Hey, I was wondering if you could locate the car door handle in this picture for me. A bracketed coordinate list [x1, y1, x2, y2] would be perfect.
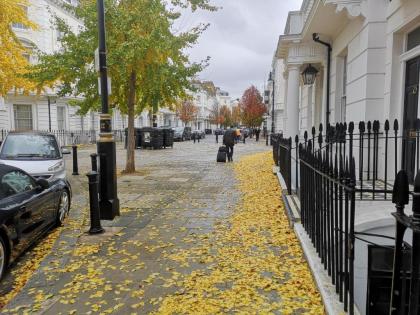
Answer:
[20, 207, 32, 219]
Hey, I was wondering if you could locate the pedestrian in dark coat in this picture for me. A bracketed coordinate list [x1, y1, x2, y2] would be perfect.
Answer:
[256, 128, 261, 142]
[223, 128, 235, 162]
[216, 132, 219, 143]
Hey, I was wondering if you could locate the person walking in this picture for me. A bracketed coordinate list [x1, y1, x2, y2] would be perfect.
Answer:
[193, 132, 196, 143]
[223, 127, 235, 162]
[256, 128, 261, 142]
[216, 132, 219, 144]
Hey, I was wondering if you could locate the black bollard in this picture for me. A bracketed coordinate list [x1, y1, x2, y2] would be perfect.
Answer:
[72, 145, 79, 175]
[87, 171, 104, 235]
[90, 153, 98, 172]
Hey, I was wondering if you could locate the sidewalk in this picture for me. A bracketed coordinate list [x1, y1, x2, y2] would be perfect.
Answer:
[1, 138, 322, 314]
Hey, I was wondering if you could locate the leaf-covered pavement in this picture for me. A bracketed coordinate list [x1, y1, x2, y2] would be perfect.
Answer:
[155, 152, 324, 314]
[1, 143, 323, 314]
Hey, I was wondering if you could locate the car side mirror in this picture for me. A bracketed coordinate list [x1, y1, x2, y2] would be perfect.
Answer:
[36, 178, 49, 190]
[62, 148, 71, 155]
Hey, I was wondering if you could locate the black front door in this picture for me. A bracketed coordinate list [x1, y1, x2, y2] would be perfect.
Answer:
[403, 56, 420, 182]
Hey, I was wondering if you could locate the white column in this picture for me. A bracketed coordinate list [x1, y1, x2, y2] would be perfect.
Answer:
[285, 65, 300, 138]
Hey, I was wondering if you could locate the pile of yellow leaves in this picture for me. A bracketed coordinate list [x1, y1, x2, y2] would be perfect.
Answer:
[0, 229, 60, 309]
[156, 152, 324, 314]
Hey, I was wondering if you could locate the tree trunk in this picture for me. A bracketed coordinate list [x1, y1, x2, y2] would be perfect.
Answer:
[125, 71, 136, 173]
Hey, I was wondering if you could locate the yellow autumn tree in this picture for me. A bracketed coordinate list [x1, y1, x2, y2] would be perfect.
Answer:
[0, 0, 37, 96]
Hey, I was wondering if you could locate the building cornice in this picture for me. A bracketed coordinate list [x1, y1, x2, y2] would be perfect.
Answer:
[324, 0, 364, 19]
[44, 0, 80, 20]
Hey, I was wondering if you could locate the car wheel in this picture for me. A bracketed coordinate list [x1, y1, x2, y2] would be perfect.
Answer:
[56, 190, 70, 226]
[0, 236, 6, 280]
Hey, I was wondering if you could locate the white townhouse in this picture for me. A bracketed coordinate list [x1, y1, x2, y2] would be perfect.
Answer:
[1, 0, 159, 139]
[271, 0, 420, 142]
[270, 0, 420, 314]
[189, 80, 231, 131]
[0, 0, 90, 133]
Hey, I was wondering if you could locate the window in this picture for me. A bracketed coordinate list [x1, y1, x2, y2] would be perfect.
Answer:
[407, 26, 420, 51]
[57, 30, 64, 41]
[57, 106, 66, 130]
[13, 104, 33, 131]
[0, 134, 61, 160]
[0, 170, 35, 198]
[12, 6, 29, 30]
[19, 39, 35, 64]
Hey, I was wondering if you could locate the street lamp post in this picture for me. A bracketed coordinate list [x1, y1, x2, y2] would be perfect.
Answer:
[268, 71, 275, 144]
[96, 0, 119, 220]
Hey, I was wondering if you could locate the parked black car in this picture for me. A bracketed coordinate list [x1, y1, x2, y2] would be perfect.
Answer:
[0, 164, 71, 279]
[173, 127, 192, 141]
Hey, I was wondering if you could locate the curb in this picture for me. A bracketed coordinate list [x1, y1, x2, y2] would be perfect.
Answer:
[274, 169, 360, 315]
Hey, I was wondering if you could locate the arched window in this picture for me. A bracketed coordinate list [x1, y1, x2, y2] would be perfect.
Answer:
[12, 6, 28, 30]
[19, 39, 36, 63]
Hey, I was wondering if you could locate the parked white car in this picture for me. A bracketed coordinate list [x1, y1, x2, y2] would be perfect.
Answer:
[0, 132, 70, 181]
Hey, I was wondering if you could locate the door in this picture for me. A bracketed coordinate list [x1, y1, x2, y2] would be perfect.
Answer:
[402, 56, 420, 182]
[0, 170, 53, 252]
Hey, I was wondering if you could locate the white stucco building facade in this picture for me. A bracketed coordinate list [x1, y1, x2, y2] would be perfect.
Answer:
[0, 0, 88, 133]
[1, 0, 178, 136]
[270, 0, 420, 314]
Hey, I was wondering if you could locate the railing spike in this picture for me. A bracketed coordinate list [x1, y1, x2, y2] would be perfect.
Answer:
[392, 170, 409, 206]
[359, 121, 365, 133]
[384, 119, 390, 131]
[295, 135, 299, 144]
[394, 119, 399, 131]
[304, 131, 308, 141]
[319, 123, 323, 132]
[348, 122, 354, 133]
[367, 121, 372, 131]
[373, 120, 380, 132]
[312, 126, 316, 136]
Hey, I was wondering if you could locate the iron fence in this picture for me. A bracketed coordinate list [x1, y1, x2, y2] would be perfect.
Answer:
[300, 140, 356, 314]
[272, 134, 292, 195]
[389, 170, 420, 315]
[0, 129, 126, 147]
[271, 118, 420, 314]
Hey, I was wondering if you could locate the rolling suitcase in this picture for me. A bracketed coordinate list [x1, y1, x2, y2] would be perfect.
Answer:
[217, 146, 227, 163]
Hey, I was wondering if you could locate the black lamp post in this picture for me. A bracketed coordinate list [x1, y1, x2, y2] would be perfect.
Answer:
[96, 0, 119, 220]
[302, 64, 318, 86]
[268, 71, 275, 134]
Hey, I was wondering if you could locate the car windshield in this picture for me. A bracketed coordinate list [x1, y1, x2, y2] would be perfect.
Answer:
[0, 134, 61, 160]
[173, 127, 184, 132]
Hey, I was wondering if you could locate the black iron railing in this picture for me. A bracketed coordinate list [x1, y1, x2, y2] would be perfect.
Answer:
[389, 170, 420, 315]
[300, 140, 356, 314]
[271, 118, 420, 314]
[273, 134, 292, 195]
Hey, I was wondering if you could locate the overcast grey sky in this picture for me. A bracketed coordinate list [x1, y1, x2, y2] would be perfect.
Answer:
[176, 0, 302, 99]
